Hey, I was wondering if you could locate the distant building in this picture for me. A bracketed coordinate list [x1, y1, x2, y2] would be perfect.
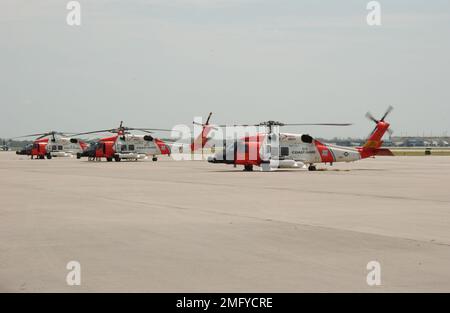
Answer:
[391, 136, 450, 147]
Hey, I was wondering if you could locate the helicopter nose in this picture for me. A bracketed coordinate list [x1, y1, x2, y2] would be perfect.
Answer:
[80, 149, 95, 157]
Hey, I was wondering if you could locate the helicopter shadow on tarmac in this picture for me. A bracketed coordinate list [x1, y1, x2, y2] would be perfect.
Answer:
[206, 167, 388, 173]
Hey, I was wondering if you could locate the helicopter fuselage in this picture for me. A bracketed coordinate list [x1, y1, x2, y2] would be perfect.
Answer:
[16, 137, 87, 159]
[208, 133, 361, 169]
[78, 134, 170, 161]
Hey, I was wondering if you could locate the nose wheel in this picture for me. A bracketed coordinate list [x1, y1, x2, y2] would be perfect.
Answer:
[152, 156, 158, 162]
[244, 165, 253, 171]
[308, 165, 317, 171]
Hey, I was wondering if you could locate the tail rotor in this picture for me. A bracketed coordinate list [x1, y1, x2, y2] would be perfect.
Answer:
[366, 105, 394, 124]
[380, 105, 394, 122]
[362, 106, 394, 150]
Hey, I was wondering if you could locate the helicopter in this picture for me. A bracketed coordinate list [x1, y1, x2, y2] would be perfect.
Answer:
[74, 113, 214, 162]
[14, 131, 88, 159]
[73, 121, 179, 162]
[207, 107, 394, 171]
[1, 139, 10, 151]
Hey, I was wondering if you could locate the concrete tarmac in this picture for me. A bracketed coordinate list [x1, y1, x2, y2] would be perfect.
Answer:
[1, 151, 450, 292]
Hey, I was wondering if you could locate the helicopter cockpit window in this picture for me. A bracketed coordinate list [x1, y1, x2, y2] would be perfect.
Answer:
[52, 145, 57, 151]
[120, 145, 126, 152]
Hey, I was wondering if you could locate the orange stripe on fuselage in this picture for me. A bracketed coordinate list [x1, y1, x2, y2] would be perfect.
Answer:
[314, 140, 334, 163]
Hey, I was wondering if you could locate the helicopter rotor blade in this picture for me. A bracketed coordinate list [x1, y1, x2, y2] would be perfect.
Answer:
[12, 132, 50, 139]
[127, 128, 175, 132]
[213, 122, 352, 128]
[380, 105, 394, 121]
[280, 123, 352, 126]
[11, 131, 72, 141]
[71, 129, 116, 137]
[193, 121, 220, 131]
[216, 124, 256, 128]
[205, 112, 213, 125]
[365, 112, 378, 123]
[36, 134, 49, 140]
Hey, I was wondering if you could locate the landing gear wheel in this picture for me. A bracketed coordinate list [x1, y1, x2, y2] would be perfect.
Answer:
[39, 155, 45, 160]
[152, 156, 158, 162]
[76, 153, 81, 159]
[106, 157, 113, 162]
[244, 165, 254, 171]
[308, 165, 317, 171]
[114, 156, 121, 162]
[46, 153, 52, 160]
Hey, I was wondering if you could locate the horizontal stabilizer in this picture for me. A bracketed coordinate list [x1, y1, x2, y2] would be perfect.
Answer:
[374, 148, 394, 156]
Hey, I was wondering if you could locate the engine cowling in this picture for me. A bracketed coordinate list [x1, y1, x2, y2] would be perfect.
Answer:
[301, 134, 313, 143]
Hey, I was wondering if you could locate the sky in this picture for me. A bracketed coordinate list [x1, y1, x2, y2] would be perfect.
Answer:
[1, 0, 449, 139]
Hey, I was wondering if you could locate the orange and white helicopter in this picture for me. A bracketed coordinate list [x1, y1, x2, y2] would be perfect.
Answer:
[207, 107, 394, 171]
[73, 115, 213, 162]
[72, 122, 174, 161]
[15, 131, 88, 159]
[1, 139, 10, 151]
